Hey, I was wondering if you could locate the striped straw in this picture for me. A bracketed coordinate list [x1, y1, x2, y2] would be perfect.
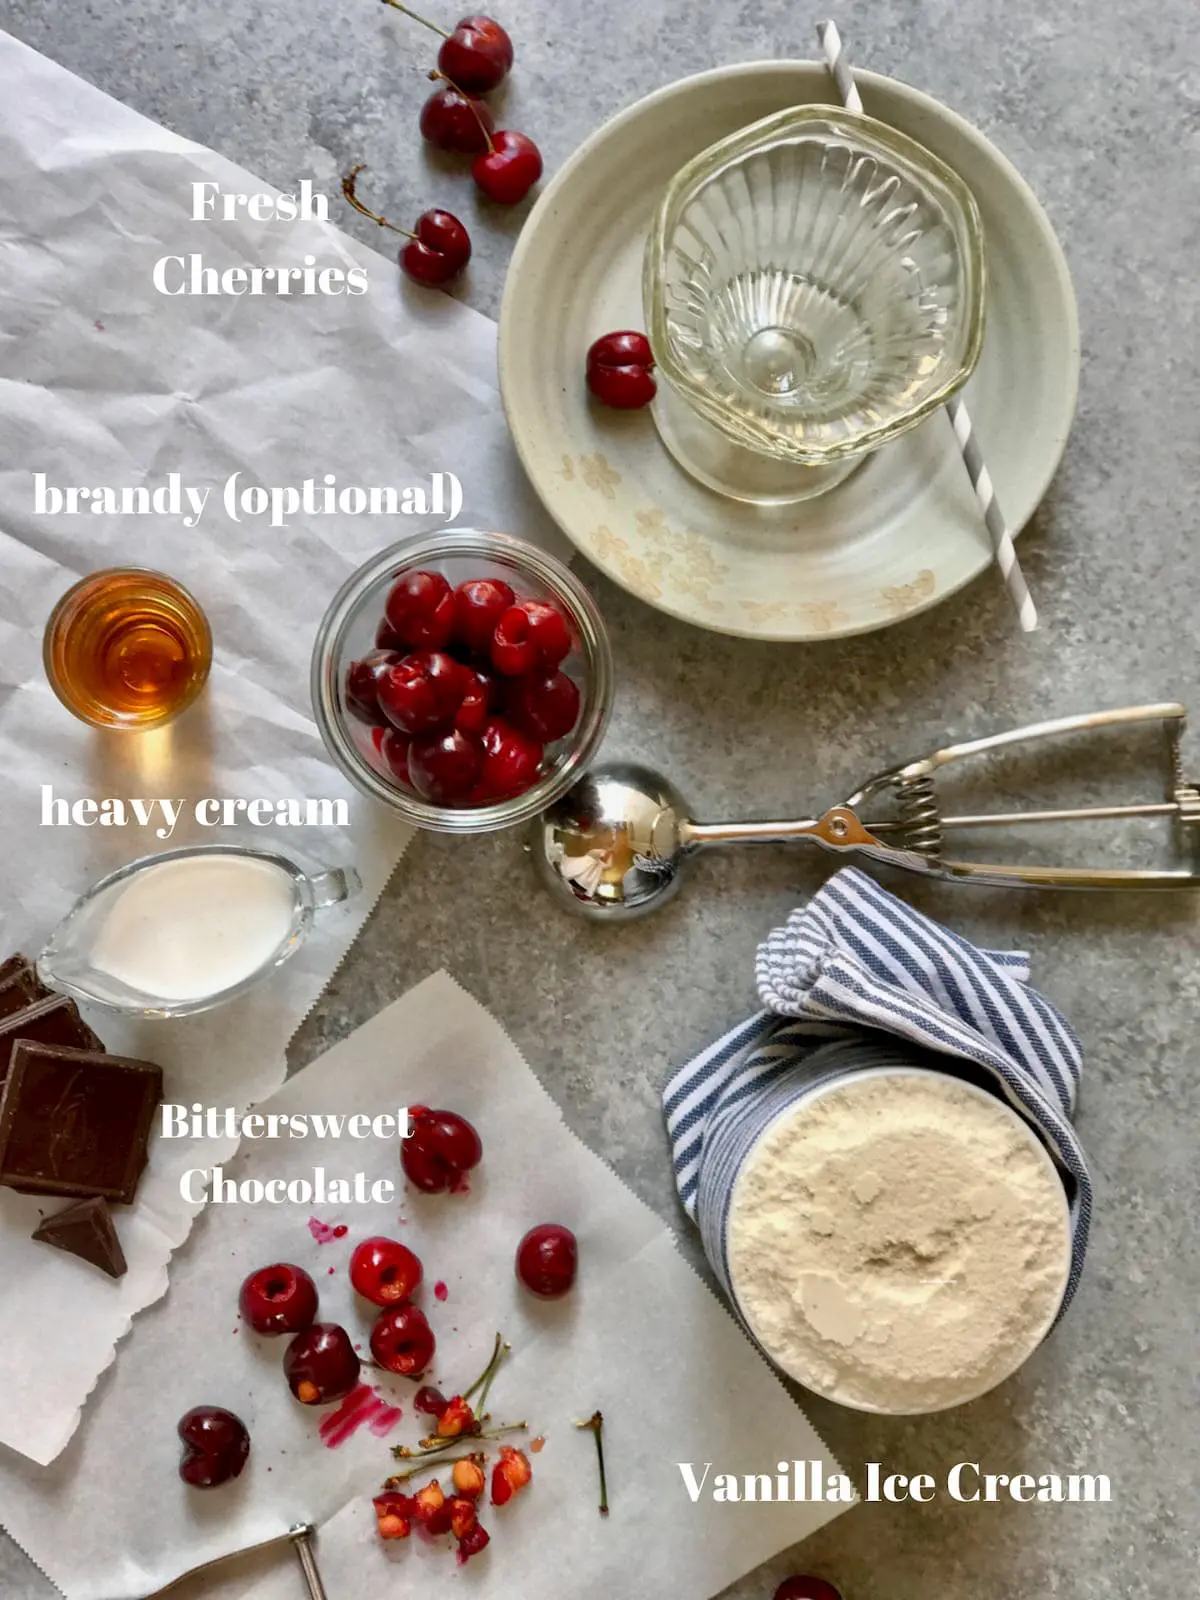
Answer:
[815, 20, 1039, 633]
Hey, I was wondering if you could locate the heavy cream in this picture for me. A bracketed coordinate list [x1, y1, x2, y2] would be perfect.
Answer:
[85, 852, 298, 1003]
[726, 1071, 1072, 1413]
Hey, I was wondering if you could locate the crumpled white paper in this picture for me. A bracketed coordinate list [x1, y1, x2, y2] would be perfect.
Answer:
[0, 28, 564, 1468]
[0, 972, 852, 1600]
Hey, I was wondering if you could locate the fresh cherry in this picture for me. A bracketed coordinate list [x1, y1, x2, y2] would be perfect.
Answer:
[474, 716, 543, 802]
[522, 600, 571, 665]
[490, 605, 537, 675]
[438, 14, 514, 92]
[408, 726, 484, 803]
[473, 130, 543, 205]
[384, 569, 455, 649]
[400, 209, 471, 286]
[370, 1302, 437, 1376]
[515, 1223, 578, 1298]
[238, 1263, 319, 1335]
[345, 650, 401, 725]
[457, 1520, 491, 1562]
[773, 1582, 844, 1600]
[382, 2, 513, 94]
[505, 667, 580, 742]
[402, 1106, 483, 1193]
[377, 650, 469, 735]
[341, 167, 471, 289]
[453, 578, 516, 652]
[455, 673, 491, 734]
[378, 726, 411, 784]
[283, 1323, 361, 1405]
[177, 1406, 250, 1488]
[419, 85, 495, 154]
[587, 330, 657, 409]
[349, 1236, 424, 1307]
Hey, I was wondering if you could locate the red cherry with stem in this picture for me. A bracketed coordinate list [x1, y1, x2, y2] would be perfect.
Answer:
[382, 1, 513, 93]
[515, 1223, 578, 1298]
[409, 727, 484, 803]
[415, 1385, 450, 1417]
[383, 568, 455, 648]
[774, 1582, 844, 1600]
[587, 330, 657, 409]
[473, 129, 543, 205]
[402, 1106, 483, 1192]
[345, 649, 401, 725]
[439, 14, 513, 92]
[453, 577, 516, 652]
[419, 86, 495, 154]
[350, 1237, 424, 1306]
[505, 667, 580, 742]
[342, 167, 471, 288]
[400, 210, 471, 287]
[177, 1407, 250, 1488]
[474, 716, 543, 802]
[370, 1303, 437, 1376]
[238, 1263, 319, 1335]
[283, 1323, 361, 1405]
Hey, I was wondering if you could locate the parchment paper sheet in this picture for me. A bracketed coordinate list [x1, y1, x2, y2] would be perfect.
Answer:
[0, 972, 853, 1600]
[0, 28, 565, 1466]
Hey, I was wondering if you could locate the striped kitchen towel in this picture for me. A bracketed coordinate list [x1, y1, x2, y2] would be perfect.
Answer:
[663, 867, 1092, 1320]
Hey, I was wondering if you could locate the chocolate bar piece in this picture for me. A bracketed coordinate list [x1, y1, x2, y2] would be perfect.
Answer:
[0, 995, 103, 1088]
[32, 1196, 127, 1279]
[0, 959, 52, 1022]
[0, 1040, 161, 1203]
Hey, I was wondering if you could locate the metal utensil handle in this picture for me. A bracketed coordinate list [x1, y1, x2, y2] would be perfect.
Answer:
[290, 1526, 328, 1600]
[905, 856, 1200, 889]
[901, 702, 1187, 779]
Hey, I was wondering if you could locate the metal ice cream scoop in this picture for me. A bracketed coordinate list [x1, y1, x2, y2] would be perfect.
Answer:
[531, 703, 1200, 920]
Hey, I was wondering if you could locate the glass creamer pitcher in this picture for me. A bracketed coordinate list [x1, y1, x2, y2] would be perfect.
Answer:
[37, 846, 361, 1018]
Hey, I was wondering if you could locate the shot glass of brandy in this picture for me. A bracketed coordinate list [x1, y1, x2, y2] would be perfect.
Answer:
[43, 568, 212, 730]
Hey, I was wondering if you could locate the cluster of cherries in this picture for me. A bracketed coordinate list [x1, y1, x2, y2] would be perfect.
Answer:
[346, 566, 582, 807]
[344, 5, 541, 287]
[177, 1106, 577, 1530]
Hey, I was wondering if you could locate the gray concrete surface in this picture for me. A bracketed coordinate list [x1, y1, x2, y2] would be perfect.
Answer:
[2, 0, 1199, 1596]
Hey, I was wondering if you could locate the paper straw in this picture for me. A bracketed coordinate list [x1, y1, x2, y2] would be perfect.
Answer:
[815, 19, 1039, 632]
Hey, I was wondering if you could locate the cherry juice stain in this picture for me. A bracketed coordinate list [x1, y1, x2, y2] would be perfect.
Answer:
[318, 1384, 404, 1449]
[434, 1281, 449, 1302]
[307, 1218, 349, 1245]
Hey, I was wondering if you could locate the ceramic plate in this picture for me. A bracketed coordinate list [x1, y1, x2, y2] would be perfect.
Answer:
[499, 62, 1080, 640]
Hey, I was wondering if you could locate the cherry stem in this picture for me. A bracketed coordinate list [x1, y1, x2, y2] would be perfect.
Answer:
[391, 1422, 528, 1464]
[380, 0, 450, 39]
[341, 165, 417, 240]
[428, 68, 496, 153]
[575, 1411, 609, 1517]
[382, 1450, 485, 1488]
[464, 1333, 509, 1412]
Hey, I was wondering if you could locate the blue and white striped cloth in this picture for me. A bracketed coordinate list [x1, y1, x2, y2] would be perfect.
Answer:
[663, 867, 1091, 1327]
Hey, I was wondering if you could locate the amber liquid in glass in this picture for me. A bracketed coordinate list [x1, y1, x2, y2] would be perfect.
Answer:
[44, 569, 212, 729]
